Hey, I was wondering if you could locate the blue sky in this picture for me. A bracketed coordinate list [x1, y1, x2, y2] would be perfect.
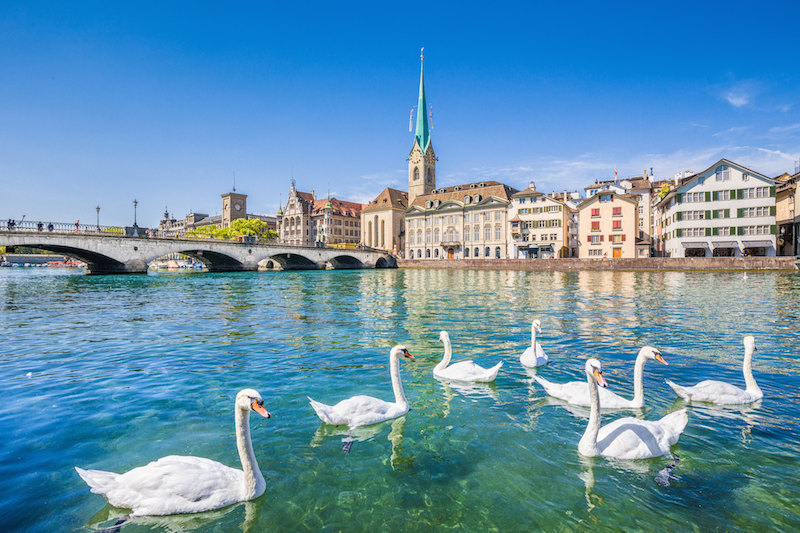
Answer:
[2, 1, 799, 227]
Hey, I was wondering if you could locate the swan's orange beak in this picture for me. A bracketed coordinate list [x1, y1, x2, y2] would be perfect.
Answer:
[251, 401, 271, 418]
[655, 353, 668, 365]
[404, 349, 414, 360]
[593, 368, 607, 387]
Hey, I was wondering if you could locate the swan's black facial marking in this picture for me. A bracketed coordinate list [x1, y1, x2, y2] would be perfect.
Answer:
[403, 349, 414, 360]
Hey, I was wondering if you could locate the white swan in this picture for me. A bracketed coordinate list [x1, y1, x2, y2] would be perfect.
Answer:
[76, 389, 271, 516]
[578, 359, 688, 459]
[520, 319, 548, 367]
[666, 336, 762, 404]
[308, 345, 414, 429]
[433, 331, 502, 383]
[535, 346, 667, 408]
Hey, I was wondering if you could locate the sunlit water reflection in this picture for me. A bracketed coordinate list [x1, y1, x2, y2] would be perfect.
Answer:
[1, 267, 799, 532]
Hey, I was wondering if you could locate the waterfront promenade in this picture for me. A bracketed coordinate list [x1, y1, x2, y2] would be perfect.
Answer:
[399, 256, 799, 271]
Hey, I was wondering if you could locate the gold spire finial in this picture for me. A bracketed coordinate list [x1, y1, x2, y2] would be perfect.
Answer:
[420, 47, 424, 62]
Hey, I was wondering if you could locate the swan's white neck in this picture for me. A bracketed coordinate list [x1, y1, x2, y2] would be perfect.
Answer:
[531, 323, 537, 350]
[742, 343, 762, 398]
[579, 369, 601, 457]
[434, 337, 452, 372]
[390, 352, 409, 409]
[235, 406, 265, 500]
[630, 352, 647, 407]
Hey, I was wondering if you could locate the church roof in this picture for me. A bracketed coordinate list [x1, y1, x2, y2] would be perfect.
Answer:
[413, 55, 431, 153]
[362, 188, 409, 213]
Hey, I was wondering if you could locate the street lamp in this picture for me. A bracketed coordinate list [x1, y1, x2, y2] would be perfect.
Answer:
[133, 199, 139, 237]
[96, 206, 100, 231]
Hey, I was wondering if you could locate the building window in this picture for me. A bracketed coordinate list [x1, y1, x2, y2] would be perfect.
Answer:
[613, 220, 622, 229]
[588, 249, 602, 256]
[485, 247, 490, 257]
[495, 247, 501, 258]
[718, 190, 731, 201]
[591, 235, 600, 244]
[591, 221, 600, 231]
[465, 229, 470, 241]
[414, 168, 420, 181]
[611, 234, 624, 243]
[684, 192, 704, 203]
[613, 207, 622, 216]
[715, 166, 730, 181]
[485, 227, 491, 240]
[435, 248, 439, 258]
[742, 173, 749, 182]
[495, 227, 501, 240]
[434, 231, 439, 243]
[591, 208, 600, 217]
[426, 231, 431, 243]
[495, 211, 501, 220]
[638, 206, 644, 214]
[474, 247, 479, 257]
[465, 247, 470, 257]
[426, 249, 431, 258]
[600, 195, 612, 202]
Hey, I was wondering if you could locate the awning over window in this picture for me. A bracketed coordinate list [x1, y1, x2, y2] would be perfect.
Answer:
[712, 241, 737, 248]
[681, 241, 708, 249]
[742, 240, 773, 248]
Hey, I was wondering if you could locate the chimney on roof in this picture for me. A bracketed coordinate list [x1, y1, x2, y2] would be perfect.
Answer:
[564, 190, 568, 202]
[311, 190, 315, 201]
[529, 181, 536, 190]
[649, 168, 654, 183]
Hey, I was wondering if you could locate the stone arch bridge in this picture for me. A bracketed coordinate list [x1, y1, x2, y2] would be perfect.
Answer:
[0, 231, 397, 275]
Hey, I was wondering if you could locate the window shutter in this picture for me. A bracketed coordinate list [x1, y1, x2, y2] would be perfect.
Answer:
[730, 189, 736, 198]
[771, 225, 777, 234]
[622, 234, 626, 241]
[737, 189, 744, 200]
[705, 210, 711, 219]
[676, 229, 682, 237]
[676, 212, 683, 221]
[730, 226, 736, 235]
[677, 194, 683, 204]
[737, 226, 744, 236]
[737, 208, 743, 218]
[705, 227, 711, 237]
[770, 186, 776, 197]
[712, 191, 719, 201]
[713, 227, 719, 236]
[770, 206, 776, 216]
[705, 191, 711, 202]
[712, 210, 718, 219]
[587, 235, 591, 243]
[600, 235, 604, 241]
[724, 209, 730, 218]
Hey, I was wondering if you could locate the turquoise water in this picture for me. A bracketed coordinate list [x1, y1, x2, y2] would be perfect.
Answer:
[1, 267, 799, 532]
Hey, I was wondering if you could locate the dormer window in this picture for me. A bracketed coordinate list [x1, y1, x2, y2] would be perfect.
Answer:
[715, 166, 730, 182]
[464, 195, 471, 204]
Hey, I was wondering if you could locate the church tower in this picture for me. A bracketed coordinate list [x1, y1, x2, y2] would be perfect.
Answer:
[408, 49, 436, 205]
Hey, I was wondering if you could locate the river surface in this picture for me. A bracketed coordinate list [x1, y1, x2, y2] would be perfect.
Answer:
[1, 267, 799, 532]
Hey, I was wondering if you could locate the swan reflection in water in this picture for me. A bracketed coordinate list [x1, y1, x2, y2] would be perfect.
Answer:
[438, 379, 499, 416]
[85, 498, 262, 533]
[310, 416, 411, 470]
[685, 400, 763, 443]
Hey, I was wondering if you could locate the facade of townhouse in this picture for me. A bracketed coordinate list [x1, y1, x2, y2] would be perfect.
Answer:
[776, 171, 799, 256]
[656, 159, 778, 258]
[578, 192, 638, 259]
[405, 181, 517, 260]
[508, 182, 577, 258]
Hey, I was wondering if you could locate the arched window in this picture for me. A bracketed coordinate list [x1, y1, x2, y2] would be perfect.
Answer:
[426, 249, 431, 258]
[474, 247, 479, 257]
[367, 221, 372, 246]
[426, 168, 432, 183]
[374, 215, 379, 248]
[465, 247, 470, 258]
[495, 247, 501, 259]
[434, 249, 439, 258]
[485, 247, 490, 257]
[715, 166, 730, 182]
[417, 249, 422, 258]
[414, 167, 420, 181]
[380, 220, 385, 248]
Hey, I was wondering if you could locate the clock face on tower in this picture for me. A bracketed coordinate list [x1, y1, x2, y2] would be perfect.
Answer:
[234, 204, 241, 211]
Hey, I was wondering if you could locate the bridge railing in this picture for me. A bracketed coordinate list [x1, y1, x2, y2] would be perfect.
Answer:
[1, 220, 391, 255]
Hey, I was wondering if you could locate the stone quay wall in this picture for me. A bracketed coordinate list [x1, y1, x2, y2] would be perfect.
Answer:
[397, 257, 799, 271]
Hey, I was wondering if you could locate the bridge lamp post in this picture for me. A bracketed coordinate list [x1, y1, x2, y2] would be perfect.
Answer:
[133, 199, 139, 237]
[96, 206, 100, 231]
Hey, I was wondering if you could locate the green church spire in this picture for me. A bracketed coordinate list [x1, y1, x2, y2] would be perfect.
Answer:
[414, 48, 430, 152]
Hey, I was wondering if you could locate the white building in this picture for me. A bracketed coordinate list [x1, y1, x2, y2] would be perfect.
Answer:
[657, 159, 778, 257]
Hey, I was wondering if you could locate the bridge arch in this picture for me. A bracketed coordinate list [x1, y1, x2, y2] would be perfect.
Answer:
[10, 243, 127, 274]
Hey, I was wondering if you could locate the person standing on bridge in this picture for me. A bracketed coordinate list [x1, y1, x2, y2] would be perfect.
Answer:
[74, 220, 80, 233]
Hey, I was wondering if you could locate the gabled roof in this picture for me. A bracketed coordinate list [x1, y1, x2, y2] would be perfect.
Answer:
[577, 191, 638, 210]
[362, 187, 409, 213]
[310, 198, 365, 218]
[678, 158, 773, 188]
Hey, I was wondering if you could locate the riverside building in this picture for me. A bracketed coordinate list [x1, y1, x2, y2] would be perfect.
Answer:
[656, 159, 778, 257]
[578, 191, 639, 259]
[509, 182, 577, 258]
